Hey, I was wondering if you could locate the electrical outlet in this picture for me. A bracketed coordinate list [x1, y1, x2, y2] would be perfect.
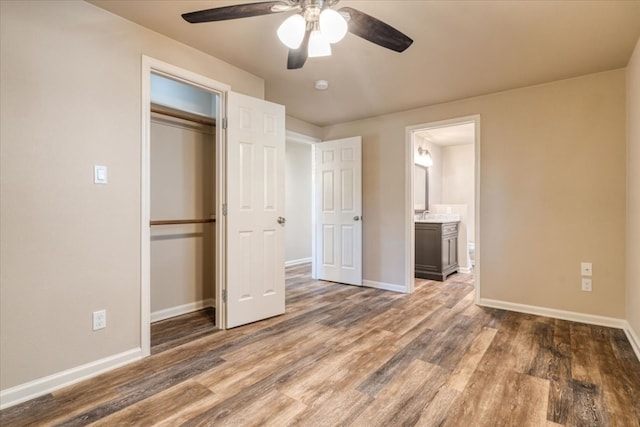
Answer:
[93, 310, 106, 330]
[581, 262, 592, 276]
[581, 278, 592, 292]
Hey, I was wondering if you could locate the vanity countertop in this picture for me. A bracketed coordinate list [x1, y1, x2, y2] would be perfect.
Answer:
[415, 213, 461, 223]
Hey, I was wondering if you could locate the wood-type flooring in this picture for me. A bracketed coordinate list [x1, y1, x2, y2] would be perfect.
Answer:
[2, 264, 639, 426]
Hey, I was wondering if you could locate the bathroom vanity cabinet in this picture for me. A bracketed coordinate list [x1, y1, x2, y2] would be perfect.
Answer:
[415, 221, 459, 281]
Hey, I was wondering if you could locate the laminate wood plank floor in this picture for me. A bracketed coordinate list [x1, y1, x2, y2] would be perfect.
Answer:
[2, 264, 639, 426]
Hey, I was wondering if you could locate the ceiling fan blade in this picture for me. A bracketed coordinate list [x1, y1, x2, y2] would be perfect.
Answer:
[338, 7, 413, 52]
[182, 1, 287, 23]
[287, 29, 311, 70]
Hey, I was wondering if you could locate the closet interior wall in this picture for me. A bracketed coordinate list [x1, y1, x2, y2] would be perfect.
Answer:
[150, 107, 216, 321]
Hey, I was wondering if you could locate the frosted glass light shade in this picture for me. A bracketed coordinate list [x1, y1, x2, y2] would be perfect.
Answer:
[319, 9, 348, 43]
[308, 30, 331, 57]
[424, 152, 433, 167]
[277, 14, 306, 49]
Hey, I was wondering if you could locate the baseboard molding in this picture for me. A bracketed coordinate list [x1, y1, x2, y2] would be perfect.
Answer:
[285, 257, 312, 267]
[151, 298, 214, 323]
[0, 347, 143, 410]
[478, 298, 627, 329]
[459, 267, 473, 274]
[623, 321, 640, 362]
[363, 279, 408, 293]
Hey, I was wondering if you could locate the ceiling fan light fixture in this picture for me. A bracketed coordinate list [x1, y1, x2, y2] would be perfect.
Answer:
[319, 8, 348, 43]
[308, 30, 331, 57]
[277, 14, 306, 49]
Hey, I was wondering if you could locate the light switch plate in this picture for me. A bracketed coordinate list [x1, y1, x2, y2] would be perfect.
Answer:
[581, 262, 592, 276]
[94, 165, 108, 184]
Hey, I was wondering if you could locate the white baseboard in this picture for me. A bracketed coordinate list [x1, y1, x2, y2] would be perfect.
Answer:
[285, 257, 312, 267]
[459, 267, 473, 274]
[151, 298, 214, 323]
[0, 348, 143, 410]
[363, 279, 408, 293]
[623, 321, 640, 362]
[478, 298, 627, 329]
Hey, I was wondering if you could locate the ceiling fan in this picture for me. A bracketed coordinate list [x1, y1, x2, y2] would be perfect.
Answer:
[182, 0, 413, 70]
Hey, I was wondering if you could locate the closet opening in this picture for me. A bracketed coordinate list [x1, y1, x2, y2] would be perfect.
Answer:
[148, 72, 220, 351]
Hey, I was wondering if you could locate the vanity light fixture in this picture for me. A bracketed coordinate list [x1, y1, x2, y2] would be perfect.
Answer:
[417, 146, 433, 167]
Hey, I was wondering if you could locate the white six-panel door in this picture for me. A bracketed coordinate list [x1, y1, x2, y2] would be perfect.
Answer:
[313, 137, 362, 286]
[226, 92, 286, 328]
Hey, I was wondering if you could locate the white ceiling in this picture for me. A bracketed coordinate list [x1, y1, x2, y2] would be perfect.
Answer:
[87, 0, 640, 127]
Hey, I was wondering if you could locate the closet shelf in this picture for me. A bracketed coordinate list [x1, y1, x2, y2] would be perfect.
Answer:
[150, 219, 215, 226]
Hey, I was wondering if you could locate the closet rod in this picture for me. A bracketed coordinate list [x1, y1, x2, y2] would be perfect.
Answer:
[150, 219, 215, 226]
[150, 103, 216, 127]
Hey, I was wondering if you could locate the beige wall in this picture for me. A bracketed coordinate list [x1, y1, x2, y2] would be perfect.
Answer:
[442, 144, 475, 243]
[150, 116, 215, 313]
[627, 38, 640, 337]
[323, 69, 627, 318]
[285, 141, 312, 263]
[0, 0, 263, 390]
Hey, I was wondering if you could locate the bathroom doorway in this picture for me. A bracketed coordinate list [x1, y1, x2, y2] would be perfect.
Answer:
[405, 115, 481, 301]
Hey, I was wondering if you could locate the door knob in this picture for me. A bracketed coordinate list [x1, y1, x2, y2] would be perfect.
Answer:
[277, 216, 286, 225]
[353, 216, 361, 221]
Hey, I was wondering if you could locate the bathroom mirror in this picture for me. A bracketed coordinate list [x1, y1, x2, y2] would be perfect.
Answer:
[414, 165, 429, 212]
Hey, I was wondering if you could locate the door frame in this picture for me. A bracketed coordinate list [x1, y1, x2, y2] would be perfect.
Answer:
[404, 114, 481, 302]
[141, 56, 230, 356]
[284, 131, 319, 275]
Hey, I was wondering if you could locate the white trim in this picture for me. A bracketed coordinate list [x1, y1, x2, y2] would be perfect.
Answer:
[478, 298, 627, 328]
[404, 126, 414, 292]
[623, 322, 640, 362]
[363, 279, 409, 293]
[0, 348, 142, 410]
[150, 299, 215, 323]
[285, 257, 312, 267]
[141, 56, 230, 338]
[404, 115, 481, 299]
[459, 267, 473, 274]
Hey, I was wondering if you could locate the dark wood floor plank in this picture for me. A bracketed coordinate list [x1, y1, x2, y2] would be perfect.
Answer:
[546, 319, 573, 425]
[446, 326, 497, 392]
[356, 327, 439, 397]
[571, 322, 604, 386]
[2, 264, 639, 427]
[351, 359, 449, 427]
[569, 379, 611, 426]
[609, 329, 640, 423]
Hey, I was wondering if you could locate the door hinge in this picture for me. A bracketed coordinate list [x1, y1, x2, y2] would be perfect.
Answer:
[222, 289, 227, 303]
[222, 203, 228, 216]
[222, 117, 228, 129]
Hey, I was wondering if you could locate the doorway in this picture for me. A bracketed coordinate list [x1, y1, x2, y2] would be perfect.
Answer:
[141, 57, 229, 356]
[148, 73, 217, 334]
[405, 115, 481, 301]
[142, 57, 288, 354]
